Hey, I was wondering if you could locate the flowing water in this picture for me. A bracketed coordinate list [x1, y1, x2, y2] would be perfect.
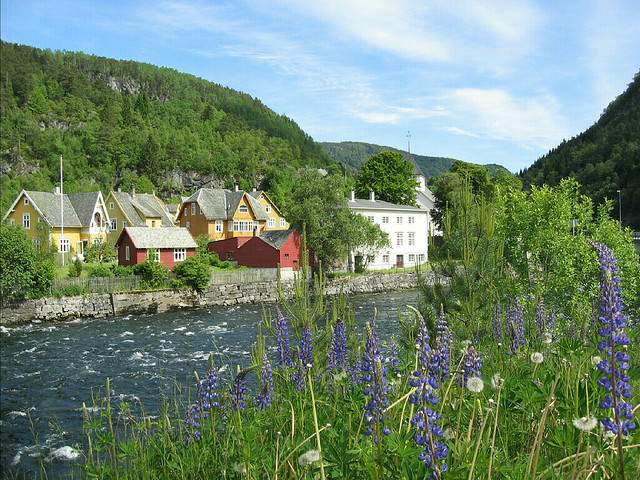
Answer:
[0, 289, 420, 478]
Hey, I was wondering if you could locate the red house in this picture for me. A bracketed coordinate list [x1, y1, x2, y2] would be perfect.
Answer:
[209, 229, 304, 270]
[116, 227, 197, 268]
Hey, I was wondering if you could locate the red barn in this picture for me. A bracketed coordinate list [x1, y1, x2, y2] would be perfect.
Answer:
[116, 227, 197, 269]
[209, 229, 304, 269]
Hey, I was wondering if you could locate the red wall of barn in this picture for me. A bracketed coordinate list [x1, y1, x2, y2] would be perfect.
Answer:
[235, 237, 280, 267]
[158, 248, 196, 269]
[278, 231, 302, 269]
[208, 237, 251, 261]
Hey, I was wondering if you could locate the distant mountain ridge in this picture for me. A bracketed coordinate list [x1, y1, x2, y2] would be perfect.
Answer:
[521, 71, 640, 229]
[320, 141, 508, 179]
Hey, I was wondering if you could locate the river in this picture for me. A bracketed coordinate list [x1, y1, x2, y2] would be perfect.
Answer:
[0, 289, 420, 478]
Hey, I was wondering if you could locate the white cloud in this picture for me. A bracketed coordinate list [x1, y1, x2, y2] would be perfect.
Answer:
[443, 126, 480, 138]
[442, 88, 569, 149]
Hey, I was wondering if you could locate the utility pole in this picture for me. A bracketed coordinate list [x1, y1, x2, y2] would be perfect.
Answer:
[617, 189, 622, 225]
[406, 130, 411, 155]
[60, 154, 65, 266]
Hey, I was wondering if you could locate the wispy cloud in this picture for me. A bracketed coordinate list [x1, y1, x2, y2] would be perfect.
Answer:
[443, 126, 480, 138]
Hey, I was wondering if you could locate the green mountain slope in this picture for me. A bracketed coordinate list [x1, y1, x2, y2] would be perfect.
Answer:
[521, 72, 640, 229]
[320, 141, 508, 179]
[0, 42, 334, 211]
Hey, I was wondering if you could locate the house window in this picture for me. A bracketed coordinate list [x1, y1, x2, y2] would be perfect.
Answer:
[284, 253, 290, 259]
[408, 216, 415, 224]
[24, 198, 29, 205]
[382, 216, 389, 224]
[125, 245, 130, 261]
[367, 255, 375, 263]
[215, 220, 223, 232]
[396, 232, 403, 246]
[109, 202, 114, 210]
[268, 218, 275, 228]
[408, 232, 415, 246]
[396, 216, 403, 224]
[265, 205, 271, 213]
[191, 203, 197, 215]
[367, 215, 374, 222]
[60, 238, 70, 253]
[150, 249, 160, 262]
[174, 248, 186, 262]
[418, 254, 425, 263]
[239, 205, 248, 213]
[32, 238, 41, 250]
[110, 219, 117, 231]
[280, 218, 286, 228]
[151, 220, 156, 227]
[382, 254, 389, 263]
[186, 221, 191, 229]
[9, 218, 15, 226]
[409, 254, 415, 262]
[23, 213, 31, 229]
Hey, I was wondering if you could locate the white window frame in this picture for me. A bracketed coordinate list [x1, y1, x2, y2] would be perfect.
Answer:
[239, 204, 249, 213]
[268, 218, 276, 228]
[125, 245, 130, 261]
[280, 218, 286, 228]
[408, 232, 415, 246]
[408, 216, 415, 224]
[23, 213, 31, 229]
[382, 254, 389, 263]
[110, 219, 117, 231]
[174, 248, 187, 262]
[151, 220, 156, 228]
[215, 220, 223, 232]
[396, 232, 403, 246]
[396, 216, 403, 224]
[233, 220, 255, 232]
[186, 220, 191, 229]
[32, 238, 41, 250]
[367, 215, 374, 222]
[418, 254, 425, 263]
[24, 198, 29, 205]
[60, 237, 70, 253]
[191, 203, 197, 215]
[9, 218, 15, 226]
[265, 205, 271, 213]
[109, 202, 114, 210]
[382, 216, 389, 224]
[409, 254, 415, 262]
[150, 249, 160, 262]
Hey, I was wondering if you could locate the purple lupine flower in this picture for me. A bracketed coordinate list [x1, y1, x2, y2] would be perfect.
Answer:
[433, 308, 451, 380]
[362, 323, 391, 443]
[547, 309, 557, 333]
[185, 403, 202, 442]
[275, 307, 293, 367]
[535, 300, 546, 336]
[300, 323, 314, 368]
[409, 315, 448, 477]
[255, 353, 274, 409]
[493, 303, 503, 341]
[384, 339, 400, 374]
[461, 345, 482, 386]
[291, 351, 306, 391]
[508, 298, 526, 354]
[230, 370, 249, 411]
[328, 319, 348, 373]
[197, 367, 221, 418]
[591, 242, 635, 437]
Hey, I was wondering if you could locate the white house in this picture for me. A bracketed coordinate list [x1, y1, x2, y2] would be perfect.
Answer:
[347, 191, 429, 270]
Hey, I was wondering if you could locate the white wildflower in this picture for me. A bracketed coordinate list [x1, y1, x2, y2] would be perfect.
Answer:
[572, 416, 598, 432]
[444, 428, 455, 440]
[233, 463, 247, 474]
[491, 373, 504, 389]
[466, 376, 484, 393]
[298, 449, 321, 467]
[591, 356, 602, 367]
[530, 352, 544, 364]
[542, 332, 553, 344]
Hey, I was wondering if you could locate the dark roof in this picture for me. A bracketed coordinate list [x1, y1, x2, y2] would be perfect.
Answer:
[184, 188, 269, 221]
[111, 192, 174, 226]
[348, 198, 424, 212]
[68, 192, 101, 226]
[24, 191, 83, 227]
[121, 227, 197, 249]
[260, 229, 295, 249]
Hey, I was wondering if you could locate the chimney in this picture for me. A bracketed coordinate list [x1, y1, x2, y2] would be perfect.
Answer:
[234, 183, 239, 192]
[131, 186, 136, 196]
[117, 187, 122, 192]
[369, 191, 375, 202]
[349, 190, 355, 202]
[54, 186, 61, 195]
[252, 187, 257, 192]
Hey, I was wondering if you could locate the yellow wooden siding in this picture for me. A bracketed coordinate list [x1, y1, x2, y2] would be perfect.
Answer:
[258, 195, 289, 230]
[105, 195, 130, 244]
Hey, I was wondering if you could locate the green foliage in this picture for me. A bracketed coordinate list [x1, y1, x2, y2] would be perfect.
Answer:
[51, 285, 86, 297]
[111, 264, 133, 277]
[284, 169, 388, 268]
[68, 257, 83, 277]
[521, 71, 640, 229]
[85, 241, 116, 263]
[133, 258, 170, 288]
[0, 41, 335, 215]
[356, 150, 417, 205]
[88, 262, 114, 278]
[173, 256, 211, 292]
[0, 223, 54, 301]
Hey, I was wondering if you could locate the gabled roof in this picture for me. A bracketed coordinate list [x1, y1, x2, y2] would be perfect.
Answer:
[348, 198, 424, 212]
[248, 190, 284, 216]
[259, 229, 296, 249]
[416, 188, 435, 207]
[120, 227, 197, 249]
[68, 192, 102, 226]
[184, 189, 269, 221]
[110, 191, 174, 227]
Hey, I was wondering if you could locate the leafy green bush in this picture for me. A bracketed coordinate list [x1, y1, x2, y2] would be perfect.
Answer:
[133, 259, 170, 288]
[88, 263, 114, 278]
[111, 264, 134, 277]
[51, 285, 86, 297]
[0, 223, 55, 301]
[85, 241, 116, 263]
[68, 258, 83, 278]
[173, 256, 211, 292]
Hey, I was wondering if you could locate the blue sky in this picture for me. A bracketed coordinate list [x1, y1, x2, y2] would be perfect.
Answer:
[2, 0, 639, 171]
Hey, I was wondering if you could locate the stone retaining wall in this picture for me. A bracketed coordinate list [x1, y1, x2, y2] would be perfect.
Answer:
[0, 270, 441, 325]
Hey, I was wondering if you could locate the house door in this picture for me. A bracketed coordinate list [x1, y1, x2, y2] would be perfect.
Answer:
[396, 254, 404, 268]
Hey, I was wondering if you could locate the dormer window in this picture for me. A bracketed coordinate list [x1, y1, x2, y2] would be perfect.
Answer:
[24, 198, 29, 206]
[191, 203, 196, 215]
[239, 205, 248, 213]
[265, 205, 271, 213]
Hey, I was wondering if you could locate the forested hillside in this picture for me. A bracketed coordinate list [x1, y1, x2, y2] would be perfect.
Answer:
[321, 141, 508, 179]
[521, 72, 640, 229]
[0, 42, 335, 211]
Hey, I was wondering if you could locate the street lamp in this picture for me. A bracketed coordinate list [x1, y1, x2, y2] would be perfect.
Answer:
[617, 189, 622, 225]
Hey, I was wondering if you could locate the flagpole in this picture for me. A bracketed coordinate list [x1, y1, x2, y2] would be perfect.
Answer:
[60, 154, 64, 266]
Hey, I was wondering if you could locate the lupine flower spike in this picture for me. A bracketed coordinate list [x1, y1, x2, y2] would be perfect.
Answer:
[328, 319, 348, 373]
[362, 322, 391, 444]
[300, 323, 314, 368]
[461, 345, 482, 386]
[591, 242, 635, 439]
[508, 298, 526, 354]
[409, 313, 448, 478]
[275, 307, 293, 367]
[230, 369, 249, 411]
[493, 303, 503, 341]
[256, 353, 274, 409]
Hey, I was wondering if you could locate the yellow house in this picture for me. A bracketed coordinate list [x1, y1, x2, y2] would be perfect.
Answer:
[2, 189, 110, 257]
[177, 187, 289, 240]
[105, 189, 176, 244]
[248, 189, 289, 231]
